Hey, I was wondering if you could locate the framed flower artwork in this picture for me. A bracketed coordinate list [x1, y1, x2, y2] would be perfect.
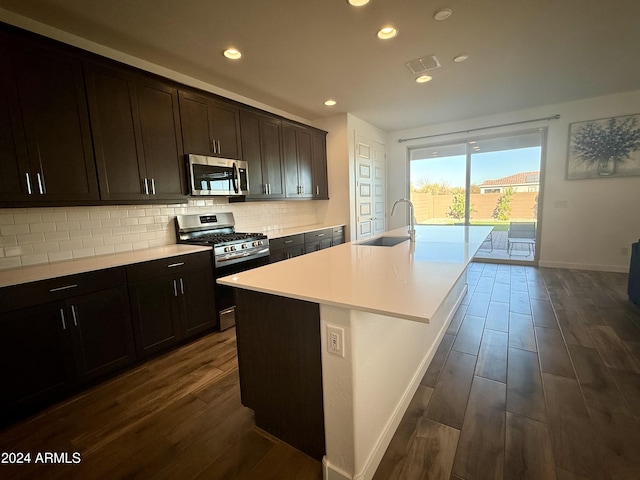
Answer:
[567, 113, 640, 179]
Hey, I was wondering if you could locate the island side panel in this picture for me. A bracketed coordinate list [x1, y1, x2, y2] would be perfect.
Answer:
[234, 289, 325, 461]
[320, 270, 468, 480]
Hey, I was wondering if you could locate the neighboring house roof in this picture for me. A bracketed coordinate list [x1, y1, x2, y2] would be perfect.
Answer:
[480, 171, 540, 186]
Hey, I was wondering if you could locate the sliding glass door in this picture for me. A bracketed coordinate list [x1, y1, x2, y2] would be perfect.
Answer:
[409, 129, 545, 263]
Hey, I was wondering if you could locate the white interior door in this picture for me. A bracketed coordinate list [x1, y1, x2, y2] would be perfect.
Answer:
[355, 135, 386, 240]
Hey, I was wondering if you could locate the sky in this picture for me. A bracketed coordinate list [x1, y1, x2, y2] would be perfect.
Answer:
[410, 147, 542, 188]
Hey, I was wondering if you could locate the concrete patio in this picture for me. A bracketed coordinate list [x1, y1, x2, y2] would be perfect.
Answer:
[473, 229, 535, 261]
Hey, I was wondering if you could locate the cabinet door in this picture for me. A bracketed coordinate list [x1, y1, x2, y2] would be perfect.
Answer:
[297, 128, 314, 198]
[129, 277, 182, 358]
[210, 100, 241, 159]
[179, 90, 214, 156]
[282, 124, 299, 198]
[67, 287, 136, 382]
[0, 302, 74, 422]
[136, 77, 186, 200]
[240, 110, 266, 197]
[260, 116, 285, 198]
[13, 42, 99, 202]
[85, 62, 148, 201]
[0, 34, 30, 203]
[311, 131, 329, 199]
[178, 267, 217, 337]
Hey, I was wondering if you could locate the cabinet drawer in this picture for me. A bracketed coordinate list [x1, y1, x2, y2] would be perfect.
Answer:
[126, 251, 212, 284]
[304, 228, 333, 244]
[0, 267, 126, 314]
[269, 234, 304, 250]
[332, 226, 344, 237]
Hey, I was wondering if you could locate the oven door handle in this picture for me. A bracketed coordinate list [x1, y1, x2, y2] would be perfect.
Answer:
[232, 162, 240, 194]
[218, 252, 252, 263]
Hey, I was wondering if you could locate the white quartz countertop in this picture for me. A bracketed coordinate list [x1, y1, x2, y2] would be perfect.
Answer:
[0, 244, 212, 288]
[266, 223, 345, 239]
[218, 225, 492, 323]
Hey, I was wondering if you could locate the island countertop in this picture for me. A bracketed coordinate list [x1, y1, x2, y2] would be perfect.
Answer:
[218, 225, 492, 323]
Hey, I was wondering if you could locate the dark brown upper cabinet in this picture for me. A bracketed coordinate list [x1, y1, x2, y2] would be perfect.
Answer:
[311, 130, 329, 199]
[85, 61, 186, 202]
[283, 122, 314, 199]
[178, 90, 242, 159]
[0, 30, 99, 205]
[240, 110, 285, 199]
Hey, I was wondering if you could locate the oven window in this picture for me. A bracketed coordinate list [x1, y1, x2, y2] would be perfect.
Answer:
[193, 164, 234, 192]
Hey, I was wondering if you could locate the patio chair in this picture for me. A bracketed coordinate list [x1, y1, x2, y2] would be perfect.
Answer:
[507, 222, 536, 256]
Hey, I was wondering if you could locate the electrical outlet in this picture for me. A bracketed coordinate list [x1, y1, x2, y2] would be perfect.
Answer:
[327, 325, 344, 358]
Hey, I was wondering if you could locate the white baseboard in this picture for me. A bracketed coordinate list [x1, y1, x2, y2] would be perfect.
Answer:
[538, 260, 629, 273]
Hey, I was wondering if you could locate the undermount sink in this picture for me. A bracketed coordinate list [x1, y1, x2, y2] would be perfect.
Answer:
[358, 236, 410, 247]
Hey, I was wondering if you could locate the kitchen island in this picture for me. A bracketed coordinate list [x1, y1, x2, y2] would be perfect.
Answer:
[218, 225, 492, 480]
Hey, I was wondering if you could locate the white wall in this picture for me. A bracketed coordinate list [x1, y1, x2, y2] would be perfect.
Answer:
[386, 89, 640, 272]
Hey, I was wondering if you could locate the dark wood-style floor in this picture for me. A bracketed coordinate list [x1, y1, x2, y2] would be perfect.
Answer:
[1, 263, 639, 479]
[375, 263, 640, 480]
[0, 328, 323, 480]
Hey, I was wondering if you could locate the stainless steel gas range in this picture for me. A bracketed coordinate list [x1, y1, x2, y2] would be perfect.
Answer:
[175, 212, 269, 330]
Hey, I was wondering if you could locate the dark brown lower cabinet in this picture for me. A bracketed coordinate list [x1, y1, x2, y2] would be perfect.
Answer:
[127, 252, 217, 358]
[235, 289, 325, 461]
[128, 276, 182, 357]
[0, 252, 217, 426]
[69, 286, 136, 382]
[0, 301, 75, 423]
[0, 270, 136, 425]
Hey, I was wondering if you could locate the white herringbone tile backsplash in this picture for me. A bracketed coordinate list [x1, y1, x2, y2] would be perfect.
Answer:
[0, 199, 320, 270]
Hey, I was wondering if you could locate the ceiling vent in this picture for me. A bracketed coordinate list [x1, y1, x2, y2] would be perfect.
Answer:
[405, 55, 441, 74]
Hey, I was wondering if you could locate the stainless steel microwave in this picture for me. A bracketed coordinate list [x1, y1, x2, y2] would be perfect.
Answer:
[187, 154, 249, 196]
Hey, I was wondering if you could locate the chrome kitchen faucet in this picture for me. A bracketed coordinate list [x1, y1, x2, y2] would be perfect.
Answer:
[391, 198, 416, 242]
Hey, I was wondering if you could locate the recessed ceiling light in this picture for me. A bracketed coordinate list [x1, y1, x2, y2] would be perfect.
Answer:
[348, 0, 370, 5]
[377, 26, 398, 40]
[324, 99, 337, 106]
[453, 54, 469, 63]
[223, 48, 242, 60]
[415, 75, 433, 83]
[434, 8, 452, 21]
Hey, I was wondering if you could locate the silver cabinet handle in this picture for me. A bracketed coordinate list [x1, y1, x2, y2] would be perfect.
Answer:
[316, 185, 319, 196]
[151, 178, 156, 195]
[167, 262, 185, 268]
[284, 240, 293, 244]
[49, 284, 78, 293]
[144, 178, 150, 195]
[263, 184, 268, 195]
[36, 172, 44, 194]
[25, 173, 32, 195]
[317, 233, 325, 237]
[268, 184, 272, 195]
[179, 277, 184, 295]
[216, 140, 221, 154]
[173, 279, 178, 297]
[60, 308, 67, 330]
[71, 304, 78, 327]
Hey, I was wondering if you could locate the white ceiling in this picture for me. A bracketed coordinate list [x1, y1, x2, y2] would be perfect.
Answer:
[2, 0, 640, 132]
